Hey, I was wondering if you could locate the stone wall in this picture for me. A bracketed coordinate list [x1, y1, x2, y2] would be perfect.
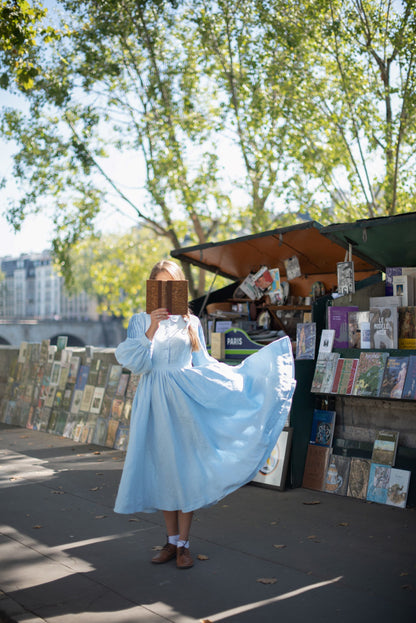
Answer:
[334, 395, 416, 449]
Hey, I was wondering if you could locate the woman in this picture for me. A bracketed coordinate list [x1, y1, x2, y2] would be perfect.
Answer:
[114, 260, 296, 569]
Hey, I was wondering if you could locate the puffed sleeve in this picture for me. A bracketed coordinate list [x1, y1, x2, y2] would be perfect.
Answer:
[191, 316, 218, 367]
[114, 313, 153, 374]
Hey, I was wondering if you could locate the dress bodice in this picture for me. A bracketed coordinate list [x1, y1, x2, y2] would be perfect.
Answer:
[151, 315, 193, 369]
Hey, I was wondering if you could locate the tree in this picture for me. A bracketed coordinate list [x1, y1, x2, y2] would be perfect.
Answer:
[0, 0, 58, 91]
[193, 0, 300, 232]
[1, 0, 235, 297]
[1, 0, 415, 297]
[264, 0, 416, 219]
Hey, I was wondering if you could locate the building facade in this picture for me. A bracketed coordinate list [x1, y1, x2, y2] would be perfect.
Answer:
[0, 252, 99, 321]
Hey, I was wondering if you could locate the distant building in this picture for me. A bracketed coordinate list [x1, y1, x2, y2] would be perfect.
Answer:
[0, 252, 99, 320]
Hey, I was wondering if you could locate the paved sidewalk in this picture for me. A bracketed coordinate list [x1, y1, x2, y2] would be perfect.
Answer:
[0, 422, 415, 623]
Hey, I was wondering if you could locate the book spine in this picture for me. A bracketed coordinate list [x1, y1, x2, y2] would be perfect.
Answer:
[330, 359, 344, 393]
[158, 281, 164, 308]
[164, 280, 171, 310]
[346, 359, 359, 394]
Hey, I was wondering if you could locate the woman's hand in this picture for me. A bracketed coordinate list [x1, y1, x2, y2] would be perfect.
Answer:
[146, 308, 169, 340]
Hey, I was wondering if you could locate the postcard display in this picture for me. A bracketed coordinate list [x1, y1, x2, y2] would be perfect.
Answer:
[307, 266, 416, 508]
[0, 339, 137, 453]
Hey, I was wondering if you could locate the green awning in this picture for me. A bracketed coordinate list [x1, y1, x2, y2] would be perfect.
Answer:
[321, 212, 416, 270]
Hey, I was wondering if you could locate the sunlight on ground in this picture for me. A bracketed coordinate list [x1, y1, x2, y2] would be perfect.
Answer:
[200, 576, 343, 622]
[0, 449, 56, 487]
[44, 604, 192, 623]
[0, 525, 96, 589]
[0, 522, 160, 590]
[53, 525, 157, 552]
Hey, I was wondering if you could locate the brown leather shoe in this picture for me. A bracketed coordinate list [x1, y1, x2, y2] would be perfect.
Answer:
[176, 546, 194, 569]
[151, 542, 177, 564]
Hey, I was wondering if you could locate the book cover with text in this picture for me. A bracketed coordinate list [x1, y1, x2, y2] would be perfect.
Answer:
[328, 306, 359, 348]
[370, 306, 398, 349]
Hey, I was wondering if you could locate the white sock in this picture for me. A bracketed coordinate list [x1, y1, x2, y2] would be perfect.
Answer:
[177, 539, 189, 548]
[168, 534, 179, 546]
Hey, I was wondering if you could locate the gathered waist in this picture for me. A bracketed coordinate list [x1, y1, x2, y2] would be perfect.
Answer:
[150, 363, 191, 372]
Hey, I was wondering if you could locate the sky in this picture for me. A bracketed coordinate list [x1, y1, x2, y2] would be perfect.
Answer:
[1, 140, 54, 256]
[0, 0, 257, 259]
[0, 123, 245, 258]
[0, 157, 129, 258]
[0, 89, 143, 257]
[0, 88, 55, 256]
[0, 91, 247, 259]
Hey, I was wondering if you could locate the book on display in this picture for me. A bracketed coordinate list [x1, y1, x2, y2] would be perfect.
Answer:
[328, 306, 359, 348]
[352, 352, 388, 397]
[371, 430, 399, 466]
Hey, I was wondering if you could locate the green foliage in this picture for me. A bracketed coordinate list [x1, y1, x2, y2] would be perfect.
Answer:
[1, 0, 415, 299]
[0, 0, 60, 90]
[1, 0, 231, 297]
[62, 225, 228, 323]
[267, 0, 416, 217]
[64, 227, 173, 323]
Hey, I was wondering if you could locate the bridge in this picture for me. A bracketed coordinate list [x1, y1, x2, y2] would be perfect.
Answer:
[0, 318, 126, 348]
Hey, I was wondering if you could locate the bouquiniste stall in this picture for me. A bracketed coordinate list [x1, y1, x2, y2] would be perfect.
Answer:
[172, 213, 416, 504]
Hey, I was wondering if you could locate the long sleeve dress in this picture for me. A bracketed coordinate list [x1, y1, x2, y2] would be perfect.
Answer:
[113, 312, 296, 514]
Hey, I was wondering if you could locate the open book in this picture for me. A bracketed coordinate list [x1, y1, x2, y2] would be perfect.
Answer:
[146, 280, 189, 315]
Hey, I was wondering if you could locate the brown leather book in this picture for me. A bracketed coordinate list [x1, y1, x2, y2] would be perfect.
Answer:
[146, 280, 189, 315]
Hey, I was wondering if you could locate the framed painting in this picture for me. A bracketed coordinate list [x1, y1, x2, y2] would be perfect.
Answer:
[252, 427, 293, 491]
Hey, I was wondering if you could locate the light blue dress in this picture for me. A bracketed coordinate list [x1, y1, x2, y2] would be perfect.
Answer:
[114, 312, 296, 514]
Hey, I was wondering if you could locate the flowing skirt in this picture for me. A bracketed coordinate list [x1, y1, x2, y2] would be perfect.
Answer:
[114, 336, 296, 513]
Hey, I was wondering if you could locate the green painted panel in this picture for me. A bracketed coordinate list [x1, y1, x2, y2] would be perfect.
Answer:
[322, 212, 416, 269]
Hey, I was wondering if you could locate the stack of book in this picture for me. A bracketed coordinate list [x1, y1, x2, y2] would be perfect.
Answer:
[311, 350, 416, 399]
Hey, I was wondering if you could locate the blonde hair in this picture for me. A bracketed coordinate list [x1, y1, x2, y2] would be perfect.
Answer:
[149, 260, 200, 351]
